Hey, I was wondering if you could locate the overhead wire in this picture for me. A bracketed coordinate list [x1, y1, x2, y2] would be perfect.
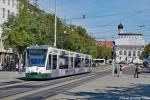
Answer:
[29, 0, 150, 42]
[68, 8, 150, 20]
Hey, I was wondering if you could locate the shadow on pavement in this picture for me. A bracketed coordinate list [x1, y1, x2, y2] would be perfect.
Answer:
[62, 83, 150, 100]
[17, 77, 27, 81]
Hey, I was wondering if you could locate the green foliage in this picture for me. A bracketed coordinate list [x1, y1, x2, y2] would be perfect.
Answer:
[140, 44, 150, 59]
[2, 0, 100, 58]
[97, 46, 112, 60]
[2, 0, 54, 54]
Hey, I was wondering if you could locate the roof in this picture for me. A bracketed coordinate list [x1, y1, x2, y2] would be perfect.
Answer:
[97, 41, 115, 48]
[118, 33, 142, 35]
[0, 47, 13, 53]
[118, 23, 123, 29]
[115, 45, 144, 48]
[27, 45, 55, 49]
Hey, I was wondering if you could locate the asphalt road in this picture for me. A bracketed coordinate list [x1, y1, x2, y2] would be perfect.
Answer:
[0, 69, 111, 100]
[0, 65, 149, 100]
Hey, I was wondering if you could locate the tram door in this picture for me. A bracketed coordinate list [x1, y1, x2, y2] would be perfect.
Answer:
[47, 54, 58, 70]
[46, 55, 52, 70]
[52, 55, 57, 69]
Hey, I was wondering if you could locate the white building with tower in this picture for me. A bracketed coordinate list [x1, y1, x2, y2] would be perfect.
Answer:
[0, 0, 18, 69]
[115, 23, 145, 63]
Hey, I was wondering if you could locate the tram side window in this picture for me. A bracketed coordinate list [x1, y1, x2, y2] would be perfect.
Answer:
[85, 59, 90, 67]
[52, 55, 57, 69]
[59, 56, 69, 69]
[46, 55, 51, 70]
[75, 57, 81, 68]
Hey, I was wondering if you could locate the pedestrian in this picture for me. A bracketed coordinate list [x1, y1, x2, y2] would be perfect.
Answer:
[15, 63, 19, 72]
[119, 64, 123, 77]
[134, 64, 141, 78]
[114, 65, 118, 77]
[18, 63, 23, 74]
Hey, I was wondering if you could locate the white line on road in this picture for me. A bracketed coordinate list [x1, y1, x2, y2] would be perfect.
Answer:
[2, 68, 111, 100]
[2, 75, 96, 100]
[0, 81, 32, 89]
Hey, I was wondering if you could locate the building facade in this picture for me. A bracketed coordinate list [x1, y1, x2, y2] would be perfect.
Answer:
[0, 0, 18, 70]
[115, 23, 145, 63]
[97, 41, 115, 48]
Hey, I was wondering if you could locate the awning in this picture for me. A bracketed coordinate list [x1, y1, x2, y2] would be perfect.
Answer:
[0, 47, 13, 53]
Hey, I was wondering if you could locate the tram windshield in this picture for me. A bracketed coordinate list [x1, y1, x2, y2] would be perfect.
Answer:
[27, 49, 47, 67]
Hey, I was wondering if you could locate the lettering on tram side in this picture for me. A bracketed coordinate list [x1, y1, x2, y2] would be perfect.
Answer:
[60, 69, 66, 76]
[65, 69, 69, 75]
[70, 68, 75, 74]
[51, 70, 59, 77]
[79, 68, 83, 73]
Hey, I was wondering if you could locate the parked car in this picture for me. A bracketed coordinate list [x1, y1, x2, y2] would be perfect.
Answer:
[143, 61, 149, 68]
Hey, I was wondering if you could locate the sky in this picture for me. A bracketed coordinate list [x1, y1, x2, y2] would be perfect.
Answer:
[31, 0, 150, 43]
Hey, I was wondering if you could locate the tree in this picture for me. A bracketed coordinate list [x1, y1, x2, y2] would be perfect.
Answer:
[141, 44, 150, 59]
[97, 46, 112, 60]
[2, 0, 54, 62]
[2, 0, 99, 62]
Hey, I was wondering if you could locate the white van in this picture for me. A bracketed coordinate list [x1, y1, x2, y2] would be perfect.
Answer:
[93, 59, 105, 65]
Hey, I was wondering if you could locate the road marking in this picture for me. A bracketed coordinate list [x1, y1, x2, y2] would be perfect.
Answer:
[0, 68, 110, 89]
[0, 81, 33, 89]
[2, 75, 96, 100]
[1, 68, 111, 99]
[100, 67, 112, 72]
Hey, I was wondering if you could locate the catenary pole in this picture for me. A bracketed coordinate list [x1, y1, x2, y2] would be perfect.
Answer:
[54, 0, 57, 47]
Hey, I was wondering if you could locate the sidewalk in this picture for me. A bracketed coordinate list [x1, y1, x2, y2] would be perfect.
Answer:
[0, 71, 25, 82]
[92, 65, 112, 72]
[50, 73, 150, 100]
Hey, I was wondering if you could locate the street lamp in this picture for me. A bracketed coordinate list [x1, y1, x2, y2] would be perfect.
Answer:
[54, 0, 57, 47]
[112, 43, 116, 76]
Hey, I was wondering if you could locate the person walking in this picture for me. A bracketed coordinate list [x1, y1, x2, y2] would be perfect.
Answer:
[15, 63, 19, 72]
[134, 64, 141, 78]
[119, 64, 123, 77]
[18, 63, 23, 74]
[114, 64, 118, 77]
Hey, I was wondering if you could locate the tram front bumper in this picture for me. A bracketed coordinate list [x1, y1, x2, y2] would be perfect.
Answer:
[26, 73, 50, 79]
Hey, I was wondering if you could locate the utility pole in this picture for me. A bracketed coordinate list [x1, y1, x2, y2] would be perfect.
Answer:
[54, 0, 57, 47]
[112, 44, 116, 76]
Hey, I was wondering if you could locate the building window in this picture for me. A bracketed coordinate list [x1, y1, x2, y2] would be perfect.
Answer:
[128, 51, 131, 56]
[8, 10, 10, 17]
[119, 50, 122, 55]
[3, 0, 5, 4]
[138, 51, 140, 56]
[3, 8, 5, 18]
[133, 51, 136, 57]
[12, 0, 15, 7]
[8, 0, 10, 5]
[124, 50, 127, 55]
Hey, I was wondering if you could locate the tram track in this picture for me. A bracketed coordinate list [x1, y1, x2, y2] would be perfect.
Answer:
[0, 80, 25, 86]
[0, 80, 36, 89]
[1, 69, 111, 100]
[0, 72, 97, 99]
[22, 71, 111, 100]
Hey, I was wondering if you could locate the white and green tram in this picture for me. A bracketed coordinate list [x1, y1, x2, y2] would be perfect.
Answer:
[25, 45, 92, 79]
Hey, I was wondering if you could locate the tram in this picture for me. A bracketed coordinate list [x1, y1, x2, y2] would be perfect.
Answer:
[25, 45, 92, 79]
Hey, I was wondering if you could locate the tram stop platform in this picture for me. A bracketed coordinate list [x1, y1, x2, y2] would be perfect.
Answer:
[50, 71, 150, 100]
